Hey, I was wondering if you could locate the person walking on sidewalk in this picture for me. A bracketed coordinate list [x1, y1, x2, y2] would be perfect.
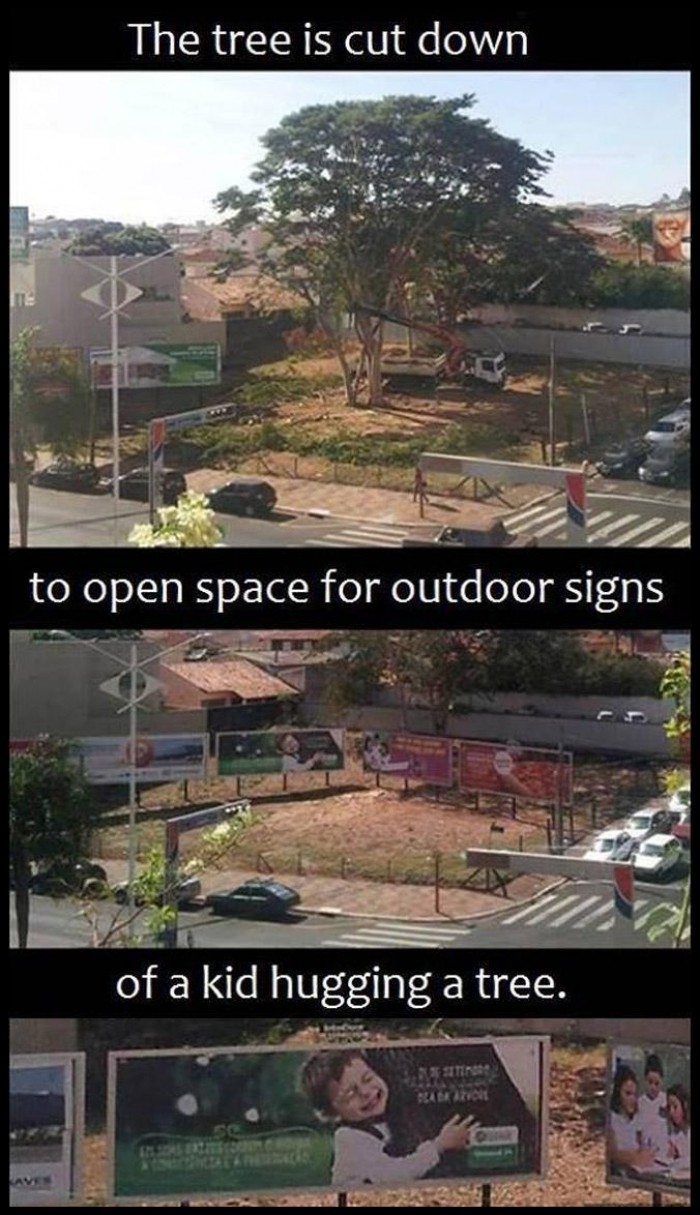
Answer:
[412, 467, 429, 511]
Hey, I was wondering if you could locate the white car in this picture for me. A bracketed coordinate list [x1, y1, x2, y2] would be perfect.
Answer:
[619, 324, 643, 336]
[624, 807, 672, 842]
[633, 834, 683, 879]
[583, 830, 637, 863]
[669, 784, 690, 814]
[644, 408, 691, 446]
[582, 321, 607, 333]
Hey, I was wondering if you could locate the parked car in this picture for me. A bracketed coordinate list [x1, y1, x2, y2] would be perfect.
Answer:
[29, 461, 101, 493]
[113, 874, 202, 908]
[582, 322, 608, 333]
[596, 710, 616, 722]
[623, 711, 648, 724]
[638, 445, 690, 488]
[666, 807, 691, 848]
[105, 467, 187, 505]
[668, 784, 690, 814]
[206, 878, 301, 920]
[633, 833, 683, 879]
[644, 409, 691, 446]
[595, 438, 649, 479]
[206, 477, 277, 518]
[30, 861, 108, 897]
[618, 324, 643, 336]
[583, 829, 637, 863]
[624, 807, 672, 842]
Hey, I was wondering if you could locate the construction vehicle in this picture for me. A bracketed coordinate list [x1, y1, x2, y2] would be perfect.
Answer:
[353, 302, 507, 390]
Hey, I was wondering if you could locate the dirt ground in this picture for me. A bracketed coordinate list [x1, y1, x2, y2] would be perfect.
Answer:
[79, 1035, 689, 1207]
[96, 754, 664, 886]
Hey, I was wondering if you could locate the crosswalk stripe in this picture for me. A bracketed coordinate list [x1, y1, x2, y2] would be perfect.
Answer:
[499, 892, 560, 925]
[638, 520, 690, 546]
[332, 933, 438, 948]
[505, 501, 689, 549]
[343, 923, 460, 941]
[526, 892, 581, 924]
[549, 894, 601, 926]
[576, 900, 617, 929]
[608, 517, 665, 545]
[305, 527, 407, 548]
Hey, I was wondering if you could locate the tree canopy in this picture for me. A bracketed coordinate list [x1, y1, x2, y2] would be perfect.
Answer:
[10, 736, 103, 948]
[215, 94, 553, 404]
[66, 224, 172, 256]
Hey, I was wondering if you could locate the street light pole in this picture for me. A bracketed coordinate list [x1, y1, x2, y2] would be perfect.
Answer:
[110, 257, 121, 499]
[127, 642, 138, 915]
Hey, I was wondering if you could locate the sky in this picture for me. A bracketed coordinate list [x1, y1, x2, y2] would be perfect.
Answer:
[10, 71, 689, 226]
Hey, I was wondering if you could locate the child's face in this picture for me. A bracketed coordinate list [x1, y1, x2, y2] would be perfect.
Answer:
[620, 1078, 638, 1116]
[645, 1070, 663, 1098]
[328, 1058, 389, 1123]
[667, 1094, 684, 1127]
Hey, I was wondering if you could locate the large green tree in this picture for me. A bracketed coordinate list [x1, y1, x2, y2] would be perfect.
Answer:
[214, 95, 551, 405]
[588, 262, 690, 309]
[10, 328, 92, 548]
[10, 736, 102, 949]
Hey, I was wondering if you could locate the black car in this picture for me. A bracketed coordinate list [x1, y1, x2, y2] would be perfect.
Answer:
[206, 477, 277, 518]
[30, 861, 108, 897]
[595, 439, 649, 479]
[638, 446, 690, 488]
[29, 461, 101, 492]
[106, 467, 187, 505]
[206, 878, 300, 920]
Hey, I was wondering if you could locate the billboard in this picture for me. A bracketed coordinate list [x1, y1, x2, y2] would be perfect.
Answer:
[10, 1053, 85, 1207]
[606, 1042, 690, 1197]
[108, 1037, 549, 1201]
[74, 735, 207, 784]
[90, 343, 221, 389]
[362, 732, 453, 786]
[217, 729, 345, 776]
[458, 741, 573, 804]
[653, 210, 691, 264]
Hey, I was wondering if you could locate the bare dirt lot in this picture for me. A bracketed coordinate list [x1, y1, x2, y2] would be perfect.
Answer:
[80, 1035, 689, 1207]
[96, 752, 665, 888]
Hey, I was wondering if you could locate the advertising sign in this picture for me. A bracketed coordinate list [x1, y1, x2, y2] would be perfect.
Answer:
[458, 741, 573, 805]
[108, 1037, 549, 1201]
[10, 1053, 85, 1207]
[362, 732, 453, 786]
[606, 1042, 690, 1197]
[217, 729, 345, 776]
[90, 343, 221, 389]
[652, 210, 691, 264]
[74, 735, 207, 784]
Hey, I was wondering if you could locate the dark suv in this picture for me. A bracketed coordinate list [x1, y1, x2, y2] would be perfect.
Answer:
[106, 467, 187, 505]
[638, 446, 690, 488]
[206, 477, 277, 518]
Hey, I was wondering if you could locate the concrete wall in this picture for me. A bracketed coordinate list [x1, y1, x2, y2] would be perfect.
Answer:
[378, 691, 673, 725]
[328, 706, 671, 758]
[10, 636, 204, 741]
[470, 305, 690, 337]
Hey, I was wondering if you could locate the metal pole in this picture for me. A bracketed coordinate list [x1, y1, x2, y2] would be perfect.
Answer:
[110, 256, 120, 503]
[481, 1182, 492, 1206]
[127, 643, 138, 914]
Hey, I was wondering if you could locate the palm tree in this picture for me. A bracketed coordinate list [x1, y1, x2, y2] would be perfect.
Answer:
[619, 215, 654, 266]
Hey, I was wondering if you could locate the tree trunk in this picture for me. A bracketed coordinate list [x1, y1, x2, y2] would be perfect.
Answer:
[13, 852, 32, 949]
[355, 314, 384, 407]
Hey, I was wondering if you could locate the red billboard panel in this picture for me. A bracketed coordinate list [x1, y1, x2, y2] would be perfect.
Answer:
[362, 733, 453, 785]
[458, 741, 573, 804]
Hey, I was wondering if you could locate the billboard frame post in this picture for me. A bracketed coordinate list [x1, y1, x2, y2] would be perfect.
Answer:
[481, 1182, 492, 1207]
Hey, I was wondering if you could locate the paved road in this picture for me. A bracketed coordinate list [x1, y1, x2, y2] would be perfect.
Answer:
[504, 491, 690, 548]
[464, 880, 688, 949]
[11, 882, 686, 949]
[9, 897, 475, 950]
[10, 487, 411, 548]
[12, 483, 690, 549]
